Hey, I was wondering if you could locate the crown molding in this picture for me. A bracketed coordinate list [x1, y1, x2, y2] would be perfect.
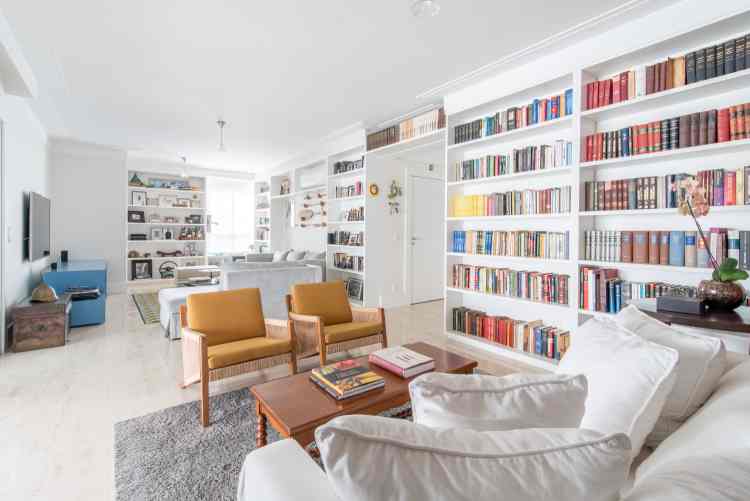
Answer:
[416, 0, 675, 100]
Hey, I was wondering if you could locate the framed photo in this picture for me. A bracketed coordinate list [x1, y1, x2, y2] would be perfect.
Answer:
[176, 197, 191, 208]
[148, 214, 161, 223]
[150, 227, 164, 240]
[131, 190, 147, 206]
[130, 259, 153, 280]
[128, 210, 145, 223]
[346, 278, 363, 301]
[158, 194, 178, 207]
[185, 214, 203, 224]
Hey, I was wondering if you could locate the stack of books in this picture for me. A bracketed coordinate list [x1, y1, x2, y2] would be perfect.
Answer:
[310, 359, 384, 400]
[368, 346, 434, 378]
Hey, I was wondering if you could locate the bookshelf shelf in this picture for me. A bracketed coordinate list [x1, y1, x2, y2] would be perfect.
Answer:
[445, 330, 557, 370]
[327, 244, 364, 250]
[128, 239, 205, 244]
[329, 267, 365, 277]
[581, 68, 750, 122]
[366, 128, 445, 157]
[579, 138, 750, 170]
[128, 186, 204, 195]
[128, 204, 205, 211]
[328, 168, 366, 180]
[445, 287, 570, 310]
[447, 213, 571, 222]
[327, 220, 365, 225]
[580, 206, 750, 217]
[447, 116, 573, 152]
[446, 252, 571, 266]
[448, 166, 573, 186]
[330, 195, 365, 202]
[578, 260, 714, 274]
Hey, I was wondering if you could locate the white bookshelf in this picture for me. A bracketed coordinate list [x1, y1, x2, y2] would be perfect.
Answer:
[441, 13, 750, 369]
[126, 170, 207, 284]
[253, 179, 271, 252]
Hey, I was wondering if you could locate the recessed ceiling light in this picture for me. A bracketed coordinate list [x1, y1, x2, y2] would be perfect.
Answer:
[411, 0, 440, 17]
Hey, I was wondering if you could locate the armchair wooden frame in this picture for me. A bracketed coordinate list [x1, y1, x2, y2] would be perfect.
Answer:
[285, 295, 387, 366]
[180, 304, 298, 427]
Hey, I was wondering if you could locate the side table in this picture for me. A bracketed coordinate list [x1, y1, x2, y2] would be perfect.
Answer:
[12, 294, 72, 351]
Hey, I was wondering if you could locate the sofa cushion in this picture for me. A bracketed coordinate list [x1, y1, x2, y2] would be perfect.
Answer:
[557, 317, 678, 457]
[207, 336, 291, 369]
[636, 358, 750, 482]
[186, 288, 266, 346]
[324, 321, 382, 344]
[291, 281, 352, 325]
[285, 250, 307, 261]
[272, 249, 291, 262]
[625, 450, 750, 501]
[615, 305, 726, 445]
[316, 415, 631, 501]
[304, 251, 325, 260]
[409, 373, 588, 431]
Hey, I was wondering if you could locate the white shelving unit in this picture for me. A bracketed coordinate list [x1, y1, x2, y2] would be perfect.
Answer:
[126, 170, 207, 284]
[441, 14, 750, 369]
[254, 179, 271, 252]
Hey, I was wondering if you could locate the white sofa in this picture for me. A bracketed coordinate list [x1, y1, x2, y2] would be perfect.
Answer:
[158, 264, 322, 340]
[237, 351, 750, 501]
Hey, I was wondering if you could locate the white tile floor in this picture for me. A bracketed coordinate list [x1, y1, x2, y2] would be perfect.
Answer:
[0, 294, 541, 500]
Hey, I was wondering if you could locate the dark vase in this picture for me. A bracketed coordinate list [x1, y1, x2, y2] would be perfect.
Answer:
[697, 280, 745, 311]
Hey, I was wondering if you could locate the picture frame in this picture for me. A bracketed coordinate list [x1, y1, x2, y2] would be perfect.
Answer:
[150, 227, 164, 240]
[346, 278, 363, 301]
[176, 197, 191, 208]
[130, 259, 153, 280]
[185, 214, 203, 224]
[158, 194, 178, 207]
[130, 190, 147, 206]
[148, 214, 162, 223]
[127, 210, 145, 223]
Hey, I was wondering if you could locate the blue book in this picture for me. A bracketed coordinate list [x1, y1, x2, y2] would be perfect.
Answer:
[669, 231, 686, 266]
[615, 282, 622, 312]
[534, 327, 543, 355]
[532, 99, 539, 124]
[565, 89, 573, 115]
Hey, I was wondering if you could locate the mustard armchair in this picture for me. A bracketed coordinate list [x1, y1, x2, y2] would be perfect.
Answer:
[285, 281, 386, 366]
[180, 288, 297, 427]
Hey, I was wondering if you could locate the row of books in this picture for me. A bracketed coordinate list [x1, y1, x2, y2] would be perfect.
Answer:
[450, 230, 569, 260]
[585, 33, 750, 111]
[583, 103, 750, 162]
[337, 206, 364, 222]
[453, 89, 573, 145]
[580, 266, 697, 313]
[451, 307, 570, 361]
[333, 253, 364, 272]
[328, 230, 363, 246]
[450, 186, 571, 218]
[583, 228, 748, 269]
[334, 182, 363, 198]
[583, 169, 749, 211]
[366, 108, 446, 151]
[453, 140, 573, 182]
[332, 157, 364, 176]
[451, 264, 569, 305]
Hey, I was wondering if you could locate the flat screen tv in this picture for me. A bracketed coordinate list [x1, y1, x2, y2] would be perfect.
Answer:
[27, 192, 51, 261]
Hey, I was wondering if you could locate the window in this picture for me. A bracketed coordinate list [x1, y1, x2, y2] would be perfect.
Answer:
[206, 176, 253, 254]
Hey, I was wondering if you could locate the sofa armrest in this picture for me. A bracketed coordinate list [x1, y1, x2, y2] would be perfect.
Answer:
[237, 439, 340, 501]
[351, 307, 384, 324]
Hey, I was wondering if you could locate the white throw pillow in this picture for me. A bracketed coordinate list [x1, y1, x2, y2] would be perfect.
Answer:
[316, 415, 631, 501]
[409, 372, 588, 431]
[285, 250, 307, 261]
[556, 317, 678, 457]
[615, 305, 726, 445]
[272, 249, 291, 262]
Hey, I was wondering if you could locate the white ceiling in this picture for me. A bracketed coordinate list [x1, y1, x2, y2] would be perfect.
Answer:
[2, 0, 657, 172]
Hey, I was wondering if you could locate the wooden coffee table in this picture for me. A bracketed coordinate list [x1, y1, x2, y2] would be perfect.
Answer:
[251, 342, 477, 448]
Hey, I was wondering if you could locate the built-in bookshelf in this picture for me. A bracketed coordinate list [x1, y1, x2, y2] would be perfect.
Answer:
[443, 14, 750, 369]
[126, 170, 207, 284]
[254, 179, 271, 252]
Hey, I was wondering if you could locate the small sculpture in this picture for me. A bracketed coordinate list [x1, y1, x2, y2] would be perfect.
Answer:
[31, 282, 58, 303]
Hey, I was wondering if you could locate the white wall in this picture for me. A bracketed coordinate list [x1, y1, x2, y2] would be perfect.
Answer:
[1, 93, 49, 350]
[50, 139, 127, 292]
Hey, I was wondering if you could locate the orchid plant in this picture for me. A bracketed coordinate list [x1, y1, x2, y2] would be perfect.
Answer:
[679, 178, 748, 283]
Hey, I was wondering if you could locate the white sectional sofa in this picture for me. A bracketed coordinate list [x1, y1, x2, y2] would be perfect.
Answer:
[159, 263, 321, 340]
[237, 350, 750, 501]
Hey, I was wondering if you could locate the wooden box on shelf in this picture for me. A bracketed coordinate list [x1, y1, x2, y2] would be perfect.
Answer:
[11, 294, 72, 352]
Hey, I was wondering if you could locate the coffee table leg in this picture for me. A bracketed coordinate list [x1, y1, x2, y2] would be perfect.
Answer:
[256, 401, 267, 448]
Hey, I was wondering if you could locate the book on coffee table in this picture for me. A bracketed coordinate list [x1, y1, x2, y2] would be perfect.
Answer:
[368, 346, 435, 378]
[310, 359, 385, 400]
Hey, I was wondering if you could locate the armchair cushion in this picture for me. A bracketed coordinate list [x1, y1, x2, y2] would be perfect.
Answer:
[409, 373, 588, 431]
[324, 321, 383, 344]
[206, 336, 292, 370]
[291, 281, 352, 325]
[186, 288, 266, 346]
[315, 415, 631, 501]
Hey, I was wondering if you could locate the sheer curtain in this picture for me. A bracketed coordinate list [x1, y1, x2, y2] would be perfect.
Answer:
[206, 176, 254, 254]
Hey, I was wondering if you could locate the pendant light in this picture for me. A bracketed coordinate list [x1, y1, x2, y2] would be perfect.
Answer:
[411, 0, 440, 17]
[180, 156, 188, 178]
[217, 119, 227, 152]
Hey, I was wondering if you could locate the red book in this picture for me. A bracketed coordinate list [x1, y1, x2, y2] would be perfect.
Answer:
[646, 65, 655, 94]
[603, 79, 612, 105]
[736, 106, 745, 140]
[593, 81, 600, 108]
[612, 77, 621, 103]
[744, 103, 750, 139]
[730, 106, 738, 140]
[585, 83, 593, 110]
[586, 135, 593, 162]
[718, 108, 730, 142]
[620, 72, 629, 102]
[726, 171, 736, 205]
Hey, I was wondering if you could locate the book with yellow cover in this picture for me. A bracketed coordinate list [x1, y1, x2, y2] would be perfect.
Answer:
[311, 359, 384, 399]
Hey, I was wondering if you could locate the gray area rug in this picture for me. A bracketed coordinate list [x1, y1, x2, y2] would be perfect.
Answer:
[114, 387, 410, 500]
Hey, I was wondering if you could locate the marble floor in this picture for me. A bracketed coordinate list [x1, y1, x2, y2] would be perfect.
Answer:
[0, 293, 541, 500]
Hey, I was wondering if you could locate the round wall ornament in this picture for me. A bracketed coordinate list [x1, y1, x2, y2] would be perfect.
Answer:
[368, 183, 379, 197]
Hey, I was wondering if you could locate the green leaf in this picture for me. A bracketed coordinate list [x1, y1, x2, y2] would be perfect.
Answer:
[712, 269, 721, 281]
[719, 257, 739, 273]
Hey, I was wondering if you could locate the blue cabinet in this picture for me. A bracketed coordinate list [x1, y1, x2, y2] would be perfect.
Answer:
[43, 260, 107, 327]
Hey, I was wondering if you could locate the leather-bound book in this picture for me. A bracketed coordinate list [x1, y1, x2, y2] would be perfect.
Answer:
[743, 103, 750, 139]
[666, 58, 675, 89]
[621, 231, 633, 262]
[679, 114, 691, 148]
[633, 231, 649, 264]
[690, 112, 700, 145]
[648, 231, 660, 264]
[699, 111, 709, 145]
[725, 40, 736, 74]
[646, 64, 655, 94]
[695, 48, 707, 81]
[685, 51, 696, 84]
[737, 36, 747, 71]
[705, 45, 716, 79]
[716, 43, 725, 77]
[707, 109, 717, 144]
[718, 108, 730, 142]
[659, 231, 670, 265]
[673, 56, 686, 87]
[730, 106, 738, 140]
[659, 61, 668, 91]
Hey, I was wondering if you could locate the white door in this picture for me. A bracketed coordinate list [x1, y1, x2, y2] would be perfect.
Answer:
[408, 175, 444, 304]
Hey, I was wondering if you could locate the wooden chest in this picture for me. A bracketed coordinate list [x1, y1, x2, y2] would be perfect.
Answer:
[11, 294, 72, 352]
